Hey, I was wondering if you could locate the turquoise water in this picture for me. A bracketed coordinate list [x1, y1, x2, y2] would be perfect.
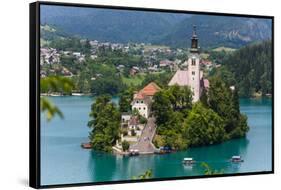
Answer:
[40, 97, 272, 185]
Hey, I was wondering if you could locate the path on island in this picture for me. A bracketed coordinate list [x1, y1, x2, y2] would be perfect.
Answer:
[130, 117, 157, 154]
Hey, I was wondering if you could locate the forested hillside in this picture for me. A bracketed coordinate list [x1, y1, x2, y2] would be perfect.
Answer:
[212, 40, 272, 97]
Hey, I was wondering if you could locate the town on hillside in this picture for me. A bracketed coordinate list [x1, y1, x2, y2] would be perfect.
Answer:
[40, 25, 220, 90]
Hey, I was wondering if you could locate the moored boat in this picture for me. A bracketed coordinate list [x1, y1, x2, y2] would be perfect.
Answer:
[182, 157, 196, 165]
[81, 143, 92, 149]
[231, 155, 244, 163]
[129, 149, 140, 156]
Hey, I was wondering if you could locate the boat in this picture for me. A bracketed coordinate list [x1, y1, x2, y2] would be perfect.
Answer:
[156, 146, 173, 154]
[81, 143, 92, 149]
[72, 93, 84, 96]
[182, 157, 196, 165]
[231, 155, 244, 163]
[129, 149, 140, 156]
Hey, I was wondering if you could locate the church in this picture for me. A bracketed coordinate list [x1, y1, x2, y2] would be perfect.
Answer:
[168, 26, 209, 102]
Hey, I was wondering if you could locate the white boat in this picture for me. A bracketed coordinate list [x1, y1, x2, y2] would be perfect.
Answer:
[231, 155, 244, 163]
[72, 93, 84, 96]
[182, 157, 195, 165]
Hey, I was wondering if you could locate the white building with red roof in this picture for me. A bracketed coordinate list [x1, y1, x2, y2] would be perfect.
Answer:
[131, 82, 161, 118]
[168, 26, 209, 102]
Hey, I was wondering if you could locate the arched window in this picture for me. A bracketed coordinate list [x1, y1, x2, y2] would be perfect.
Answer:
[192, 71, 195, 75]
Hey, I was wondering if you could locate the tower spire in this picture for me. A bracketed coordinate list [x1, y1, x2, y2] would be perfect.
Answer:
[192, 25, 197, 37]
[190, 25, 199, 53]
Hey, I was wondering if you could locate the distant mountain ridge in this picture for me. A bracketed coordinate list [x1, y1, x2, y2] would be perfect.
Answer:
[41, 5, 272, 48]
[160, 15, 272, 48]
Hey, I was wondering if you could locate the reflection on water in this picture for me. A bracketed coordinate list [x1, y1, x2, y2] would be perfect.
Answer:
[41, 97, 272, 185]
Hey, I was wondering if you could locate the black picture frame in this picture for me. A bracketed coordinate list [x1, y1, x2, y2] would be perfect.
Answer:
[29, 1, 274, 189]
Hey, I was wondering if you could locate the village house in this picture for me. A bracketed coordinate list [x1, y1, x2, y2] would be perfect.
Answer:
[131, 82, 161, 118]
[159, 59, 173, 67]
[200, 59, 213, 70]
[168, 26, 209, 102]
[129, 66, 140, 76]
[40, 47, 60, 65]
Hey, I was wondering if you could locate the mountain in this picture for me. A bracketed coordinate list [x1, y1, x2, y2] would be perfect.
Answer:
[40, 5, 189, 43]
[40, 24, 69, 41]
[41, 5, 272, 48]
[159, 15, 272, 48]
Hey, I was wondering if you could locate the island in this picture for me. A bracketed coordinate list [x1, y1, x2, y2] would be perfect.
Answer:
[86, 27, 249, 155]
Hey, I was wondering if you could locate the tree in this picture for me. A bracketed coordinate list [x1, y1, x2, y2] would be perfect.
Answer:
[183, 103, 226, 146]
[200, 87, 208, 107]
[139, 116, 147, 124]
[152, 85, 193, 150]
[119, 88, 134, 113]
[208, 77, 237, 133]
[168, 85, 193, 112]
[88, 95, 121, 152]
[152, 91, 173, 125]
[121, 140, 130, 152]
[206, 77, 249, 138]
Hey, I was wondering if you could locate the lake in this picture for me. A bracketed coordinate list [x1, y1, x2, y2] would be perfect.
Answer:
[40, 96, 272, 185]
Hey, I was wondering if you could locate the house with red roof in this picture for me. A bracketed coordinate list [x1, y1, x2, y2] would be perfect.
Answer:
[131, 82, 161, 118]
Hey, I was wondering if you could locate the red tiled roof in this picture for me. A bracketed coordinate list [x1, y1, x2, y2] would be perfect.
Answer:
[140, 82, 161, 96]
[134, 92, 146, 99]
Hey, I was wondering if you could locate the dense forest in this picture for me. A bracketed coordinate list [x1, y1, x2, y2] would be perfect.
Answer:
[211, 40, 272, 97]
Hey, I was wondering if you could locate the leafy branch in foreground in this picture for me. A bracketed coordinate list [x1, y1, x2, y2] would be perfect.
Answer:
[132, 169, 153, 180]
[201, 162, 224, 175]
[40, 97, 63, 121]
[41, 76, 75, 94]
[40, 76, 74, 121]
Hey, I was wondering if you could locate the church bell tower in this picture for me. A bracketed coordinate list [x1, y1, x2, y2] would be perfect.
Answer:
[188, 25, 201, 102]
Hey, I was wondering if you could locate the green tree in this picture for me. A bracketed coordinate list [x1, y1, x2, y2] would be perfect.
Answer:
[183, 103, 226, 146]
[88, 95, 121, 152]
[208, 77, 238, 133]
[168, 85, 193, 112]
[152, 91, 173, 125]
[200, 87, 208, 107]
[121, 140, 130, 152]
[119, 88, 134, 113]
